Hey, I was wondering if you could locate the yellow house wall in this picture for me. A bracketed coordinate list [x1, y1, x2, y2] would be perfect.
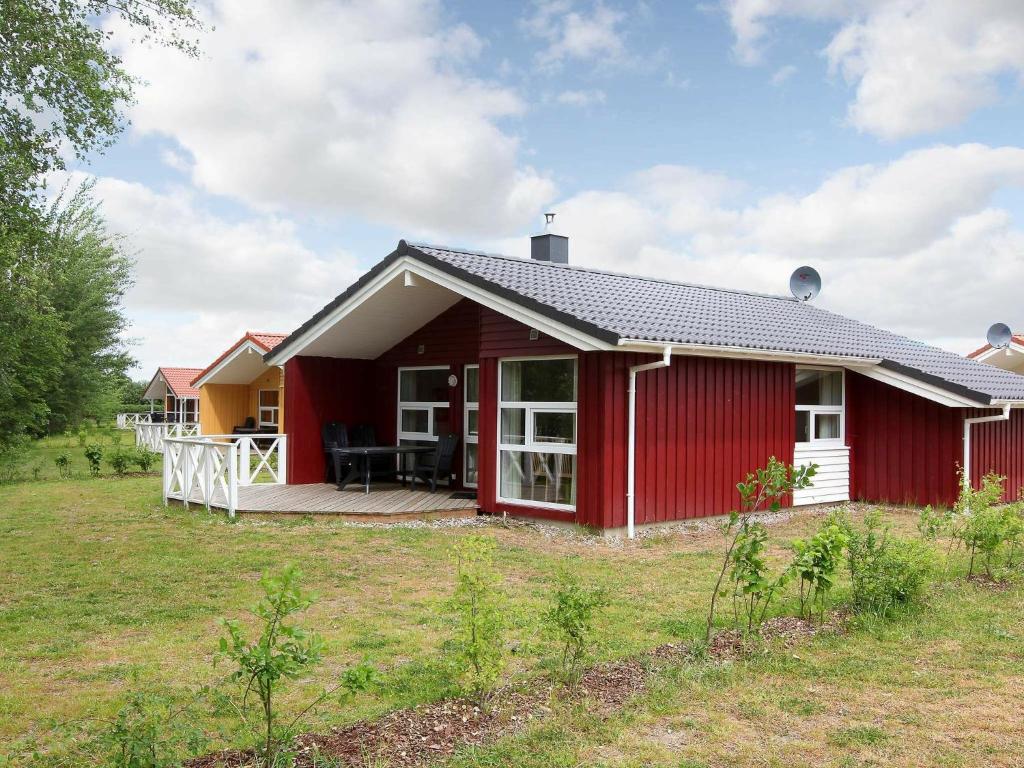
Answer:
[199, 384, 250, 435]
[197, 367, 285, 434]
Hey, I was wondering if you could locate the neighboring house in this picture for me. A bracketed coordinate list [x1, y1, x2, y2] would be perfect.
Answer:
[968, 335, 1024, 375]
[264, 237, 1024, 535]
[143, 367, 203, 423]
[191, 332, 287, 435]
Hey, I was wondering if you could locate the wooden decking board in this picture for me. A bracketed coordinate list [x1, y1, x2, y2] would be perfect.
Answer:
[177, 482, 478, 519]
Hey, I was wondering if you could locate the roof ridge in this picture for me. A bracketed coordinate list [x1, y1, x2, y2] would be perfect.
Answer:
[408, 242, 798, 303]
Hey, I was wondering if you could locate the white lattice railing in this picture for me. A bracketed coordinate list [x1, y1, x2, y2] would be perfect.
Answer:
[136, 422, 202, 452]
[117, 412, 153, 429]
[162, 434, 287, 517]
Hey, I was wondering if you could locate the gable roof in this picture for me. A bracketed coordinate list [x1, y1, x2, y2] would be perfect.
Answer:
[147, 367, 203, 400]
[967, 334, 1024, 359]
[191, 332, 287, 387]
[268, 240, 1024, 405]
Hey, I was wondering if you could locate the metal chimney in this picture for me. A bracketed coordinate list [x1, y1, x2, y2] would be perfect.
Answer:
[530, 212, 568, 264]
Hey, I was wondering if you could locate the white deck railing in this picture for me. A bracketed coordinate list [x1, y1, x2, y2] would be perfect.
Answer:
[136, 422, 201, 452]
[162, 434, 287, 518]
[117, 412, 152, 429]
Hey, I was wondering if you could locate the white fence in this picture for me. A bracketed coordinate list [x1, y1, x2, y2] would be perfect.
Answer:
[136, 422, 201, 452]
[162, 434, 287, 517]
[116, 412, 152, 429]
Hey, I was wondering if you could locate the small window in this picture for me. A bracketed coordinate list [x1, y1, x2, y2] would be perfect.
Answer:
[258, 389, 280, 428]
[795, 369, 844, 444]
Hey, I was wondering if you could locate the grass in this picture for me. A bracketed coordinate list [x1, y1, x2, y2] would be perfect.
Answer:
[1, 448, 1022, 766]
[2, 428, 161, 482]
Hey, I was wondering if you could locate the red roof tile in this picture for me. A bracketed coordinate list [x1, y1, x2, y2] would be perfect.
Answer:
[190, 332, 287, 387]
[158, 367, 204, 398]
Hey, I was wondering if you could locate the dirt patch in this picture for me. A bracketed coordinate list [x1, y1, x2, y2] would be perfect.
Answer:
[965, 573, 1015, 591]
[700, 613, 849, 662]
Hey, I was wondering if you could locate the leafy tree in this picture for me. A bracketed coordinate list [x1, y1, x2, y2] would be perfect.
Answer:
[705, 457, 816, 642]
[448, 535, 506, 705]
[1, 0, 201, 214]
[728, 520, 790, 633]
[217, 566, 373, 767]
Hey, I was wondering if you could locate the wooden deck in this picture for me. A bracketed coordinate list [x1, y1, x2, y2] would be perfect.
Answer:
[181, 482, 479, 521]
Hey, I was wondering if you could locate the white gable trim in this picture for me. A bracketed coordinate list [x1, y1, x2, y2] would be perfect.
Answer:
[848, 364, 989, 408]
[267, 256, 615, 365]
[972, 341, 1024, 363]
[193, 339, 270, 389]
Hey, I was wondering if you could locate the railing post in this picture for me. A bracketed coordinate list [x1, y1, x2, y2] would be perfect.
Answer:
[239, 437, 251, 486]
[162, 440, 172, 505]
[203, 444, 214, 509]
[227, 442, 238, 518]
[278, 435, 287, 484]
[182, 441, 191, 509]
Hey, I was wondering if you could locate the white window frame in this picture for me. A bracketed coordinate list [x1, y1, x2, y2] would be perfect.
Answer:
[258, 388, 280, 429]
[795, 366, 845, 445]
[397, 365, 450, 444]
[497, 355, 578, 512]
[463, 364, 479, 489]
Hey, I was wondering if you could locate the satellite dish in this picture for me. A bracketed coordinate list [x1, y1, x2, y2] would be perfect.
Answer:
[986, 322, 1013, 349]
[789, 266, 821, 302]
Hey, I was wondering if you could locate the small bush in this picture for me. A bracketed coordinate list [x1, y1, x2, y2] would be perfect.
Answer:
[134, 449, 157, 473]
[84, 444, 103, 476]
[951, 472, 1023, 576]
[109, 450, 133, 476]
[447, 535, 505, 705]
[31, 461, 45, 481]
[728, 521, 790, 633]
[543, 567, 607, 687]
[842, 511, 933, 617]
[790, 521, 847, 621]
[111, 431, 123, 447]
[77, 427, 89, 447]
[98, 690, 207, 768]
[55, 452, 72, 479]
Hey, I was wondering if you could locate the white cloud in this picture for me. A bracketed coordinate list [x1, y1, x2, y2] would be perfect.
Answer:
[524, 0, 628, 69]
[111, 0, 554, 237]
[555, 88, 607, 106]
[723, 0, 1024, 139]
[70, 174, 362, 375]
[497, 144, 1024, 353]
[770, 64, 797, 85]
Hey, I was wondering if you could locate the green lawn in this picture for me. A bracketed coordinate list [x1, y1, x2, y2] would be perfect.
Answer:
[3, 429, 161, 482]
[1, 453, 1022, 766]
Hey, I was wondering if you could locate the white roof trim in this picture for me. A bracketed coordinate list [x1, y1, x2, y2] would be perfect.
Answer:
[267, 256, 615, 365]
[973, 341, 1024, 363]
[618, 339, 881, 367]
[848, 364, 989, 408]
[193, 339, 271, 388]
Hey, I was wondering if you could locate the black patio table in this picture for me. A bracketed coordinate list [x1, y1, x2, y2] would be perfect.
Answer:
[332, 445, 435, 494]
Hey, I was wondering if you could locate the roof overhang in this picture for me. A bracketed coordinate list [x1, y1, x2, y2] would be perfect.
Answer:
[194, 340, 278, 388]
[971, 342, 1024, 372]
[267, 248, 616, 365]
[143, 370, 167, 401]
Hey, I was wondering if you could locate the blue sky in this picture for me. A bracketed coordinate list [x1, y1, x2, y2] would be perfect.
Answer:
[71, 1, 1024, 375]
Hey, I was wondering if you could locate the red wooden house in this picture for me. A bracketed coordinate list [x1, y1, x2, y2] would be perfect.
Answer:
[264, 236, 1024, 535]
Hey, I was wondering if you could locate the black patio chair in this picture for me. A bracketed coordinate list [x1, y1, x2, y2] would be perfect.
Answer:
[233, 416, 258, 435]
[411, 433, 459, 493]
[321, 421, 350, 483]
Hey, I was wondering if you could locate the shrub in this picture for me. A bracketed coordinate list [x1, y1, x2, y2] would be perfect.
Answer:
[217, 566, 372, 767]
[448, 535, 505, 705]
[790, 521, 847, 621]
[111, 431, 123, 447]
[98, 690, 207, 768]
[951, 472, 1022, 576]
[84, 444, 103, 476]
[728, 521, 790, 633]
[543, 567, 607, 687]
[77, 427, 89, 447]
[109, 450, 133, 476]
[55, 452, 72, 479]
[705, 457, 817, 641]
[134, 448, 156, 473]
[842, 511, 933, 617]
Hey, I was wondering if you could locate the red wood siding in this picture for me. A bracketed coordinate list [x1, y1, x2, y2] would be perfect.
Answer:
[284, 356, 373, 483]
[479, 306, 573, 358]
[846, 371, 963, 506]
[578, 353, 795, 529]
[968, 408, 1024, 500]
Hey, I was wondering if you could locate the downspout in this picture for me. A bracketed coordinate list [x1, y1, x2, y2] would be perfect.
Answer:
[963, 404, 1012, 489]
[627, 346, 673, 539]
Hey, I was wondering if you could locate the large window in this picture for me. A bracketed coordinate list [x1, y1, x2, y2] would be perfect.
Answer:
[795, 368, 844, 444]
[498, 357, 577, 509]
[397, 367, 451, 446]
[464, 365, 479, 488]
[259, 389, 280, 429]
